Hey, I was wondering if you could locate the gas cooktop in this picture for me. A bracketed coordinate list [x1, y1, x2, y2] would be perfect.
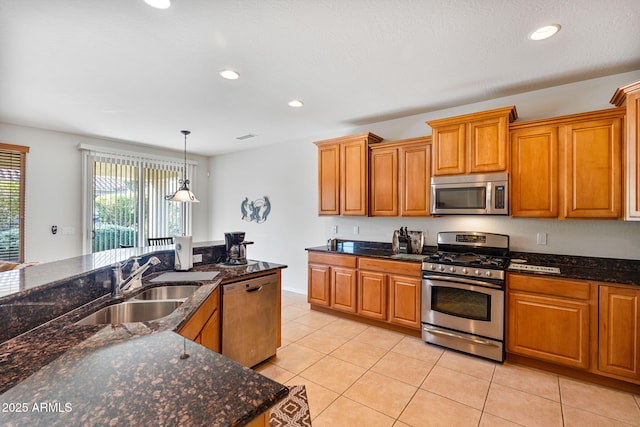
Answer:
[424, 252, 510, 269]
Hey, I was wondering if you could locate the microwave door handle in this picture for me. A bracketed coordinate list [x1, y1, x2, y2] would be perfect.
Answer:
[486, 181, 493, 214]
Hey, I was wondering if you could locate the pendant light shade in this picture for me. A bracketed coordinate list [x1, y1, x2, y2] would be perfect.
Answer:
[166, 130, 200, 203]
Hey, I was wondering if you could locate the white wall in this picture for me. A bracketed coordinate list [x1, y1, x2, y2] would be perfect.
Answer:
[2, 70, 639, 288]
[0, 124, 210, 263]
[210, 70, 640, 295]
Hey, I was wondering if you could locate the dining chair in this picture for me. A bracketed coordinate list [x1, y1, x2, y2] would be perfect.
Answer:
[147, 237, 174, 246]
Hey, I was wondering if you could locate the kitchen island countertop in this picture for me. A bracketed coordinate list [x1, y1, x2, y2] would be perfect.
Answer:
[0, 255, 288, 427]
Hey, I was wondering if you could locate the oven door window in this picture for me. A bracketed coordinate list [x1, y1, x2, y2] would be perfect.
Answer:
[431, 286, 491, 321]
[435, 187, 486, 210]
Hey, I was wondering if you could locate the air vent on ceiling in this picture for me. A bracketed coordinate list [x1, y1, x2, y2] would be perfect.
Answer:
[236, 134, 257, 141]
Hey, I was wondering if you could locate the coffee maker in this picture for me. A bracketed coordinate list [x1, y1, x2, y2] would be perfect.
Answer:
[224, 232, 248, 265]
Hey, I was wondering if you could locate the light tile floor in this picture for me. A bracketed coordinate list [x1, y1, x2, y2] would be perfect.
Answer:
[256, 291, 640, 426]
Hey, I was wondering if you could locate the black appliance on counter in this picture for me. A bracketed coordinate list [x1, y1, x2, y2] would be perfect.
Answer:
[224, 232, 252, 265]
[421, 231, 509, 362]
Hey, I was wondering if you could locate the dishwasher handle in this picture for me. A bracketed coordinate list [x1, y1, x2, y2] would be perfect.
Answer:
[223, 273, 278, 294]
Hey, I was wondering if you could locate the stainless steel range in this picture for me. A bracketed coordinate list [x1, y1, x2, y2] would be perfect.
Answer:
[421, 231, 509, 362]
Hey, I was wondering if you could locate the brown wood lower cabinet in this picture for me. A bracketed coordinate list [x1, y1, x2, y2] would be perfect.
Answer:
[388, 274, 421, 329]
[358, 270, 387, 320]
[598, 285, 640, 381]
[179, 287, 221, 352]
[508, 287, 591, 369]
[308, 251, 422, 332]
[507, 273, 640, 389]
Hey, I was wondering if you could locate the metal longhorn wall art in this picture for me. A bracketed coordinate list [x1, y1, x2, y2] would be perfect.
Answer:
[241, 196, 271, 224]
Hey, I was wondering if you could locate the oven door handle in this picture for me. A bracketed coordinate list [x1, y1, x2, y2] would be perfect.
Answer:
[422, 275, 502, 289]
[424, 327, 500, 347]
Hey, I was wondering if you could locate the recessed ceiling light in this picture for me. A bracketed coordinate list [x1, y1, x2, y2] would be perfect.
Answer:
[144, 0, 171, 9]
[288, 100, 304, 108]
[220, 69, 240, 80]
[529, 24, 561, 41]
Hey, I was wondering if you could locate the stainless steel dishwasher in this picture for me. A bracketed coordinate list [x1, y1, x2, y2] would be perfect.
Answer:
[221, 273, 278, 367]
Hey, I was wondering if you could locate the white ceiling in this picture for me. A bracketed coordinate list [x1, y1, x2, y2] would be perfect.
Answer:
[1, 0, 639, 156]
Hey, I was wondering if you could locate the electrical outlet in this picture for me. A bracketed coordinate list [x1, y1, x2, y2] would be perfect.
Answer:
[332, 225, 338, 234]
[353, 226, 359, 235]
[192, 254, 203, 263]
[536, 232, 547, 245]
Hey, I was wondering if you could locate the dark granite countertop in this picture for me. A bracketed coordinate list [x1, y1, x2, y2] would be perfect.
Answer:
[508, 251, 640, 287]
[0, 254, 288, 426]
[306, 240, 640, 287]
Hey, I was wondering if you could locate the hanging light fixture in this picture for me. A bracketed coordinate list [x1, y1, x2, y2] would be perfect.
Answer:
[166, 130, 200, 203]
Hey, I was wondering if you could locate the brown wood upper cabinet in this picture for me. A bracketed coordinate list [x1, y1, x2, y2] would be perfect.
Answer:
[427, 106, 517, 176]
[314, 132, 383, 215]
[510, 108, 624, 219]
[611, 80, 640, 220]
[369, 137, 432, 217]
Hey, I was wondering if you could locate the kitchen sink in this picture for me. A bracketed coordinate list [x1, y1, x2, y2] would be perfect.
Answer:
[76, 300, 183, 325]
[132, 285, 200, 301]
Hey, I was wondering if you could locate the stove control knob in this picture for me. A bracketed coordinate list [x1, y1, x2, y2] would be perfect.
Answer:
[474, 269, 481, 275]
[485, 271, 492, 277]
[461, 268, 468, 274]
[438, 265, 445, 272]
[449, 266, 456, 272]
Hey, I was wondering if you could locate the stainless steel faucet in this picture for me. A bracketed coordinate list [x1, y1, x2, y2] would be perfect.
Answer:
[111, 256, 161, 297]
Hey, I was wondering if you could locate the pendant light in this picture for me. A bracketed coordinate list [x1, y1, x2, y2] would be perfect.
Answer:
[166, 130, 200, 203]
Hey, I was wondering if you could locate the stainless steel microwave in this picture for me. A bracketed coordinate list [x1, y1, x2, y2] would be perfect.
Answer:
[430, 173, 508, 215]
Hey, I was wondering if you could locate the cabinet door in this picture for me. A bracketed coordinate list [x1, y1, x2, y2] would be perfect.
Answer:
[358, 271, 387, 320]
[469, 115, 509, 173]
[598, 286, 640, 380]
[627, 90, 640, 219]
[331, 267, 357, 312]
[317, 144, 340, 215]
[179, 288, 219, 341]
[369, 147, 398, 216]
[510, 126, 559, 217]
[562, 118, 622, 218]
[508, 292, 590, 369]
[341, 139, 368, 215]
[199, 308, 220, 352]
[400, 143, 431, 216]
[388, 275, 421, 329]
[308, 263, 331, 306]
[432, 123, 466, 175]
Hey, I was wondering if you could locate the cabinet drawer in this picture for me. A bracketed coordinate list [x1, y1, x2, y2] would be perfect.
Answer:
[308, 252, 357, 268]
[358, 257, 421, 276]
[508, 273, 590, 300]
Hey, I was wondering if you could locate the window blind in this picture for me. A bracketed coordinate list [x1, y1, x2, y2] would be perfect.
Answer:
[81, 147, 196, 253]
[0, 143, 29, 262]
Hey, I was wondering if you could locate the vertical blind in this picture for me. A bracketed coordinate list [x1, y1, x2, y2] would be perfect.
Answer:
[81, 146, 196, 253]
[0, 143, 29, 262]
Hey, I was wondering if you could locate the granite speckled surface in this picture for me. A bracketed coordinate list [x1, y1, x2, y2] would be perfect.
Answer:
[0, 244, 288, 426]
[508, 251, 640, 286]
[306, 240, 640, 286]
[1, 331, 287, 427]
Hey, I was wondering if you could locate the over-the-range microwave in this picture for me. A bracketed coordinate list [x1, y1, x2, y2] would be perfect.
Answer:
[430, 173, 508, 215]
